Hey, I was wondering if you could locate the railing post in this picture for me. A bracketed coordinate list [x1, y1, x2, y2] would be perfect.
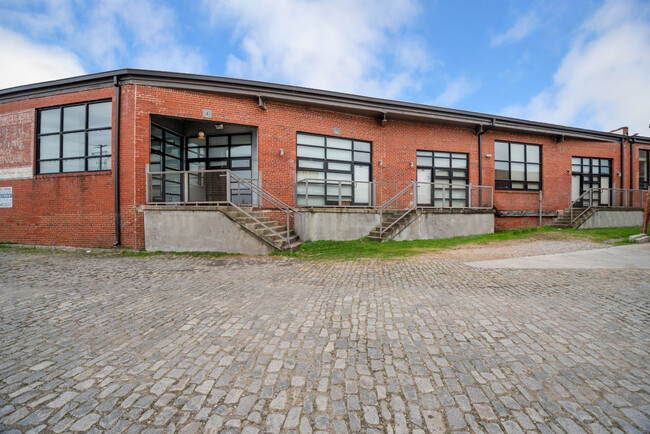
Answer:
[372, 177, 377, 207]
[589, 189, 593, 208]
[442, 184, 447, 208]
[226, 171, 231, 203]
[414, 181, 418, 207]
[625, 189, 628, 207]
[184, 171, 189, 203]
[338, 181, 342, 206]
[613, 184, 617, 207]
[305, 180, 309, 205]
[468, 183, 472, 208]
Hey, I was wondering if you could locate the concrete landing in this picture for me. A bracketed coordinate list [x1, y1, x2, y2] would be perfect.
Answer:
[467, 243, 650, 269]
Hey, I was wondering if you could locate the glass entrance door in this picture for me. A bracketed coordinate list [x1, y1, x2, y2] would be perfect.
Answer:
[571, 157, 611, 206]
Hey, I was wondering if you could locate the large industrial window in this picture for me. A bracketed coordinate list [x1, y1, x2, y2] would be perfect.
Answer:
[296, 132, 371, 205]
[640, 149, 649, 190]
[416, 151, 468, 207]
[37, 100, 112, 174]
[150, 125, 183, 202]
[495, 141, 541, 190]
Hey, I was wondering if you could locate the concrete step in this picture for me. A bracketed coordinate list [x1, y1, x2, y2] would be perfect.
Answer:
[629, 234, 650, 243]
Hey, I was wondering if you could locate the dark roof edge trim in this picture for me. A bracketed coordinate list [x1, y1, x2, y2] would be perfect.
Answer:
[1, 68, 649, 144]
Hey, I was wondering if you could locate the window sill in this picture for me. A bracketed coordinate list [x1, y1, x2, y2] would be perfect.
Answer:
[34, 170, 112, 179]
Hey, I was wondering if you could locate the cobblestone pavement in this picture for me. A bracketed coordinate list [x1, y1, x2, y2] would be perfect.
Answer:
[0, 245, 649, 433]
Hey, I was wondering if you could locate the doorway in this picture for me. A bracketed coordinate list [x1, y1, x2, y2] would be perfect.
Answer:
[570, 157, 611, 206]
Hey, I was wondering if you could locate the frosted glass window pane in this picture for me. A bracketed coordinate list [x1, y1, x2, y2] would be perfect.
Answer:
[209, 147, 228, 158]
[209, 160, 227, 168]
[63, 158, 85, 172]
[495, 161, 509, 180]
[297, 146, 325, 159]
[511, 163, 525, 180]
[231, 159, 249, 168]
[88, 130, 111, 157]
[187, 147, 206, 158]
[435, 169, 449, 177]
[527, 164, 540, 181]
[434, 158, 450, 167]
[63, 105, 85, 131]
[189, 162, 205, 171]
[528, 182, 539, 190]
[572, 157, 581, 165]
[511, 144, 525, 161]
[88, 102, 112, 128]
[327, 172, 352, 181]
[298, 160, 324, 169]
[39, 160, 59, 173]
[40, 108, 60, 133]
[452, 153, 465, 159]
[434, 152, 449, 157]
[451, 158, 467, 168]
[328, 162, 351, 171]
[63, 132, 85, 157]
[511, 182, 524, 189]
[209, 136, 229, 146]
[495, 142, 509, 160]
[417, 156, 432, 166]
[327, 137, 352, 149]
[40, 135, 60, 159]
[354, 152, 370, 163]
[452, 170, 466, 177]
[526, 145, 540, 163]
[88, 157, 111, 171]
[354, 141, 371, 152]
[297, 171, 324, 181]
[230, 145, 251, 157]
[297, 134, 324, 147]
[231, 134, 251, 145]
[327, 148, 351, 161]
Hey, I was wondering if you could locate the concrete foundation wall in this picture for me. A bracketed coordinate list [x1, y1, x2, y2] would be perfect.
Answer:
[579, 210, 643, 229]
[394, 212, 494, 241]
[144, 208, 274, 255]
[295, 209, 380, 241]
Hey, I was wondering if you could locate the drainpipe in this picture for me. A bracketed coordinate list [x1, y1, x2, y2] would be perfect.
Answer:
[113, 76, 121, 246]
[476, 118, 495, 186]
[629, 136, 635, 190]
[611, 127, 627, 195]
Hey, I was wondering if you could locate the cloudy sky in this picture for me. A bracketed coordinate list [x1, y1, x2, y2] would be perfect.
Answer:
[1, 0, 649, 135]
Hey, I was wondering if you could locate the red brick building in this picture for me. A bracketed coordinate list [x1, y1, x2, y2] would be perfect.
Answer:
[0, 70, 648, 251]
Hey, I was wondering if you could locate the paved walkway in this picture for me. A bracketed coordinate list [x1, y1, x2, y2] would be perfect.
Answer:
[0, 246, 649, 433]
[468, 243, 650, 269]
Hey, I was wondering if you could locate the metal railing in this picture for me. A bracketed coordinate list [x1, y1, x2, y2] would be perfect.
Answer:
[379, 182, 493, 236]
[146, 168, 299, 245]
[570, 188, 646, 223]
[295, 178, 398, 207]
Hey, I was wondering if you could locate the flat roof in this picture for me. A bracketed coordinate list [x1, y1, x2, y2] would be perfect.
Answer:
[1, 68, 648, 144]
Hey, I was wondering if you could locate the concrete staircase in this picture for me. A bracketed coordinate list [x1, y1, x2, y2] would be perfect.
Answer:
[220, 207, 303, 252]
[629, 233, 650, 243]
[367, 209, 421, 242]
[550, 207, 595, 229]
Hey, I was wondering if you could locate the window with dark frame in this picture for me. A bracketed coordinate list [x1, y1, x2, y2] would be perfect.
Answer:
[494, 141, 541, 190]
[150, 125, 183, 202]
[640, 149, 649, 190]
[296, 132, 372, 205]
[37, 100, 112, 174]
[416, 150, 469, 207]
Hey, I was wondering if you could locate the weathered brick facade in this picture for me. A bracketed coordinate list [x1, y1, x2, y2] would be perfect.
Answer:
[1, 71, 648, 248]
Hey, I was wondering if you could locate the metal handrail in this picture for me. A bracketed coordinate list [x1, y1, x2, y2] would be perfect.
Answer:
[228, 171, 300, 245]
[379, 181, 416, 236]
[295, 178, 398, 207]
[570, 187, 646, 223]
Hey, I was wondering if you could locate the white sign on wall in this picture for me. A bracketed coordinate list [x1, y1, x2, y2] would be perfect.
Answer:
[0, 187, 12, 208]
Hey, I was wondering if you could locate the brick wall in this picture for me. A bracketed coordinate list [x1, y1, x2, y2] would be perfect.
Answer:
[0, 87, 116, 247]
[0, 82, 645, 247]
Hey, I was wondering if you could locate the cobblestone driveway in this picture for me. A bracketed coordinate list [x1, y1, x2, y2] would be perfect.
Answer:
[0, 246, 649, 433]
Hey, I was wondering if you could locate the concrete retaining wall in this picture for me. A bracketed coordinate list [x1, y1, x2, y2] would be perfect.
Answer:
[295, 208, 494, 241]
[578, 209, 643, 229]
[143, 208, 274, 255]
[295, 209, 380, 241]
[394, 212, 494, 241]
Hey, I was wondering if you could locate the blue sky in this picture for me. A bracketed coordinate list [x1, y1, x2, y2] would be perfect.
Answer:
[1, 0, 649, 135]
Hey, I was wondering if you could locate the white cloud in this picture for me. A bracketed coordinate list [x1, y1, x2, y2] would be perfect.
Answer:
[432, 76, 479, 107]
[204, 0, 428, 98]
[491, 12, 539, 46]
[0, 26, 85, 89]
[0, 0, 206, 76]
[502, 0, 650, 135]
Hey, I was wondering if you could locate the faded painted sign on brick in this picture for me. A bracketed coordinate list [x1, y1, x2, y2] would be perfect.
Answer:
[0, 109, 34, 180]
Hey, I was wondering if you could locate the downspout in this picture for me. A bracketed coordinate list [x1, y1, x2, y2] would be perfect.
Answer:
[113, 76, 121, 246]
[629, 136, 634, 190]
[476, 118, 496, 186]
[620, 137, 625, 193]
